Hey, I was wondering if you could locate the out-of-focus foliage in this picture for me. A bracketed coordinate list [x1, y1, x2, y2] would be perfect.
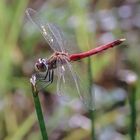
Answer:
[0, 0, 140, 140]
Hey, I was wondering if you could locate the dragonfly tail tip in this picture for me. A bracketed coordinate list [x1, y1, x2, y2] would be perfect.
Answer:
[120, 38, 126, 42]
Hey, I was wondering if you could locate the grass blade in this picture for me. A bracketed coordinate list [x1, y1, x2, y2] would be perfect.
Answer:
[129, 84, 137, 140]
[31, 82, 49, 140]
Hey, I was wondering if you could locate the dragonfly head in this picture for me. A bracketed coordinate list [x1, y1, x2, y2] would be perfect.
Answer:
[35, 58, 48, 72]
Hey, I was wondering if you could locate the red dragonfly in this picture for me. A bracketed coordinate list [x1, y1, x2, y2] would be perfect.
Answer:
[26, 8, 125, 110]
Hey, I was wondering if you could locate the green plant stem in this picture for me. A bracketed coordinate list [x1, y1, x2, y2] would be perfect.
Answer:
[31, 87, 49, 140]
[129, 85, 137, 140]
[88, 58, 95, 140]
[89, 110, 95, 140]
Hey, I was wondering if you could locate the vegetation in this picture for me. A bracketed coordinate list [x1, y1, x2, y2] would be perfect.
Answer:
[0, 0, 140, 140]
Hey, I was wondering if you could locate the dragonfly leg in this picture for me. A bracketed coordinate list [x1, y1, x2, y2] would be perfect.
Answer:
[35, 70, 54, 93]
[42, 69, 53, 83]
[44, 69, 49, 80]
[49, 69, 54, 83]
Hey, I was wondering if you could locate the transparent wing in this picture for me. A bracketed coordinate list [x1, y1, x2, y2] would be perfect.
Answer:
[56, 59, 95, 110]
[26, 8, 66, 52]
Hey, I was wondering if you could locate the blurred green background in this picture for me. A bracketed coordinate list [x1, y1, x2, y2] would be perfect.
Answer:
[0, 0, 140, 140]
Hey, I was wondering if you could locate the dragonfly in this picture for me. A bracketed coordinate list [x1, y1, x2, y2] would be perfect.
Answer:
[26, 8, 125, 110]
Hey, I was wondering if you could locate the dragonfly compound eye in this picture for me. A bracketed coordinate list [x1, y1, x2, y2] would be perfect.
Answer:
[35, 58, 47, 72]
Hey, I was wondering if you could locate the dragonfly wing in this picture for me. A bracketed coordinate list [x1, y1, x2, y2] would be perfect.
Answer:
[56, 59, 95, 110]
[56, 61, 77, 101]
[65, 60, 95, 110]
[47, 23, 67, 52]
[26, 8, 65, 52]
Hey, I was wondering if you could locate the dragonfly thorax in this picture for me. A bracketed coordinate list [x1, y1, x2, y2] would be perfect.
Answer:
[35, 58, 48, 72]
[48, 51, 70, 70]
